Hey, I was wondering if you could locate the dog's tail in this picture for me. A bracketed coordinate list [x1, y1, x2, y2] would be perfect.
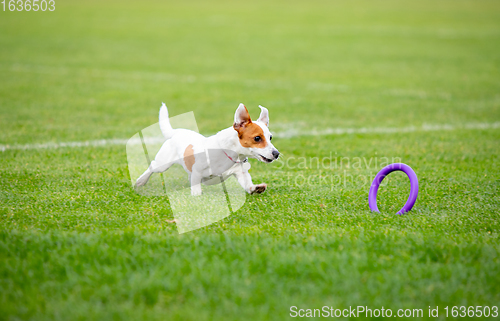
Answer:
[159, 102, 174, 139]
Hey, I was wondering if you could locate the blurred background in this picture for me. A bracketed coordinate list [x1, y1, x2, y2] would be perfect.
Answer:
[1, 0, 499, 145]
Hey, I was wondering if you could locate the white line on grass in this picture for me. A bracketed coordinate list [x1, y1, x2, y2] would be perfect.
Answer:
[273, 121, 500, 138]
[1, 122, 499, 152]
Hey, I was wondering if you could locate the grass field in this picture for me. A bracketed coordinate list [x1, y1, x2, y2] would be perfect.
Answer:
[1, 0, 500, 320]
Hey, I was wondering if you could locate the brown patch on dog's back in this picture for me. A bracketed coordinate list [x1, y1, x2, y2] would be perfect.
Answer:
[184, 144, 195, 172]
[236, 123, 267, 148]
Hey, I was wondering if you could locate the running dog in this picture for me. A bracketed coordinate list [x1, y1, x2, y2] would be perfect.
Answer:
[135, 103, 280, 196]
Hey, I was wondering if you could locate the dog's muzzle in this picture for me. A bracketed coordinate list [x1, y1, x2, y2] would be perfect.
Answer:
[258, 149, 279, 163]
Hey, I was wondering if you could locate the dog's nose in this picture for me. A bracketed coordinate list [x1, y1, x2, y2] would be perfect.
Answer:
[272, 150, 280, 159]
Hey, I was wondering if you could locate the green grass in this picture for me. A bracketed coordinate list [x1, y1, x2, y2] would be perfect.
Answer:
[1, 0, 500, 320]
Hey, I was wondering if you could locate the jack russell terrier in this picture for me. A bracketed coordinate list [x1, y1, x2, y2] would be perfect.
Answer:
[135, 103, 280, 196]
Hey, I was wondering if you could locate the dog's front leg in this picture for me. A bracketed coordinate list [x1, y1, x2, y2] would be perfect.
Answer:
[190, 171, 203, 196]
[234, 166, 267, 194]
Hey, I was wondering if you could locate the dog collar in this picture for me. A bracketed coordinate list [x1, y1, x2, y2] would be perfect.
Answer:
[215, 132, 249, 166]
[222, 149, 248, 164]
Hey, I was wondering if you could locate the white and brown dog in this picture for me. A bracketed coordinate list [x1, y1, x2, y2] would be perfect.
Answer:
[135, 103, 280, 196]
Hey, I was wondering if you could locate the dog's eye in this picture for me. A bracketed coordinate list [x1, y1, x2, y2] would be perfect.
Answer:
[270, 135, 273, 141]
[254, 136, 261, 142]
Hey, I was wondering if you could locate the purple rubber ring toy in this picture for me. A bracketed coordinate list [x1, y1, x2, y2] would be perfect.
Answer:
[368, 163, 418, 215]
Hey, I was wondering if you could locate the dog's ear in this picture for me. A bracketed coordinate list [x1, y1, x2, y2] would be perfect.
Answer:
[233, 103, 252, 131]
[257, 105, 269, 127]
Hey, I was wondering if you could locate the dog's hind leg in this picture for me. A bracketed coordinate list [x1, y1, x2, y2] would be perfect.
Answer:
[135, 159, 175, 187]
[136, 139, 180, 187]
[190, 170, 203, 196]
[135, 167, 153, 187]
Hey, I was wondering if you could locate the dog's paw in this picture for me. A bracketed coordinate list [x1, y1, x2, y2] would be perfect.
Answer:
[250, 183, 267, 194]
[191, 186, 202, 196]
[135, 174, 149, 187]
